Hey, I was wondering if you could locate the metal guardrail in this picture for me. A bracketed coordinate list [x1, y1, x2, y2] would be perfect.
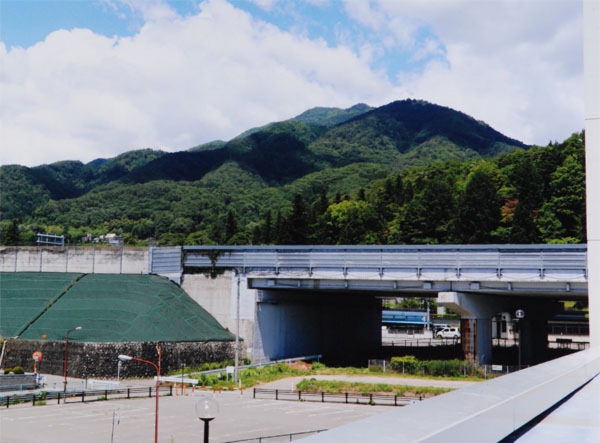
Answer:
[191, 355, 322, 376]
[0, 385, 173, 408]
[179, 245, 588, 276]
[252, 388, 421, 407]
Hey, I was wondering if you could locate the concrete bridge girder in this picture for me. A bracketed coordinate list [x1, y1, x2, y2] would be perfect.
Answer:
[250, 277, 587, 299]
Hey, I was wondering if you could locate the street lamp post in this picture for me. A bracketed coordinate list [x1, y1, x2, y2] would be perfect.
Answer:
[196, 396, 219, 443]
[515, 309, 525, 369]
[235, 272, 241, 383]
[118, 345, 162, 443]
[63, 326, 82, 393]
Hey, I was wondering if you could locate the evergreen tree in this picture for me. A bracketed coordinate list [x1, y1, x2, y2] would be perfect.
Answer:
[263, 210, 273, 244]
[455, 162, 501, 243]
[4, 219, 20, 245]
[225, 210, 237, 242]
[287, 194, 309, 244]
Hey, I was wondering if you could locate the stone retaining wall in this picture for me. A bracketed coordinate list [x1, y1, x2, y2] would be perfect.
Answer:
[1, 340, 236, 379]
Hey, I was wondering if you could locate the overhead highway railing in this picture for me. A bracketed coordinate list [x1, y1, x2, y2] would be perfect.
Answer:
[177, 245, 587, 282]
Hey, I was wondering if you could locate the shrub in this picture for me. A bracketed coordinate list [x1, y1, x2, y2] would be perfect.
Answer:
[311, 362, 326, 371]
[390, 356, 420, 373]
[390, 357, 484, 378]
[423, 359, 463, 377]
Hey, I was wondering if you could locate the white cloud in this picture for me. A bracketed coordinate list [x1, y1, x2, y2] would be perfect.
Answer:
[358, 0, 584, 145]
[247, 0, 279, 12]
[0, 0, 394, 166]
[0, 0, 585, 167]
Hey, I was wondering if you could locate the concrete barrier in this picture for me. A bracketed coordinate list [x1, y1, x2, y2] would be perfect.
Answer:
[0, 374, 37, 392]
[0, 246, 149, 274]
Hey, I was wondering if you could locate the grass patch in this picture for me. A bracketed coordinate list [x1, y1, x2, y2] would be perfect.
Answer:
[186, 358, 485, 390]
[295, 379, 453, 398]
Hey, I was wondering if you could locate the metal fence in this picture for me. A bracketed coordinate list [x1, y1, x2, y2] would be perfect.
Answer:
[222, 430, 328, 443]
[0, 385, 173, 408]
[252, 388, 421, 407]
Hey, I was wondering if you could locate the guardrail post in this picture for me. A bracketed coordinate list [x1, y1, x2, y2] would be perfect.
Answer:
[345, 392, 348, 404]
[127, 388, 130, 399]
[33, 395, 36, 406]
[253, 388, 256, 399]
[105, 389, 108, 400]
[321, 392, 324, 403]
[394, 395, 397, 406]
[57, 392, 61, 404]
[149, 387, 152, 398]
[275, 389, 278, 400]
[169, 386, 173, 396]
[82, 391, 85, 403]
[298, 391, 301, 400]
[6, 397, 9, 408]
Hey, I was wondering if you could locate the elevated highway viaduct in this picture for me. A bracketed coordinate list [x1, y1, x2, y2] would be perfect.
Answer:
[151, 244, 589, 366]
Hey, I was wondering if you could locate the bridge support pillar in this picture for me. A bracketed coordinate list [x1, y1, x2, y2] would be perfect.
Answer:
[438, 292, 503, 364]
[438, 292, 560, 366]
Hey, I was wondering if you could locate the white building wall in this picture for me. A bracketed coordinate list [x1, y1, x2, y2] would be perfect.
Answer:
[585, 0, 600, 347]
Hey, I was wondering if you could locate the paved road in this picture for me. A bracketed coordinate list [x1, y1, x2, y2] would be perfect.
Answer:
[0, 374, 477, 443]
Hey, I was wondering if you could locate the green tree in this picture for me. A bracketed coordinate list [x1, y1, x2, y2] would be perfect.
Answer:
[225, 210, 237, 242]
[285, 194, 309, 244]
[3, 219, 21, 245]
[323, 200, 379, 244]
[503, 151, 543, 243]
[455, 162, 502, 243]
[537, 154, 586, 242]
[392, 165, 457, 244]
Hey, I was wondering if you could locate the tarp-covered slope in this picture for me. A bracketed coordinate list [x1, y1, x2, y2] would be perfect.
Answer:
[0, 273, 234, 342]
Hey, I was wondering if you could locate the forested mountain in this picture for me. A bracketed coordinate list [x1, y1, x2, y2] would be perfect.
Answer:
[0, 100, 585, 247]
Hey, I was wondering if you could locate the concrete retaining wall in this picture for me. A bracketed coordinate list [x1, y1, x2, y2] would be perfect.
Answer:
[0, 246, 149, 274]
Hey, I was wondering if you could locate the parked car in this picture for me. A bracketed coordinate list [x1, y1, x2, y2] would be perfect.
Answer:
[436, 327, 460, 339]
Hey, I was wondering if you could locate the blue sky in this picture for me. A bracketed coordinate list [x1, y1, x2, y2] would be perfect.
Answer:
[0, 0, 584, 167]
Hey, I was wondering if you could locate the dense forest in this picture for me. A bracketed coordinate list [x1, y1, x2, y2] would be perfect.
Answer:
[0, 100, 585, 247]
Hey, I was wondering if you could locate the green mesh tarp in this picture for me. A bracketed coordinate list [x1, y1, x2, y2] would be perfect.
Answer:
[0, 272, 84, 338]
[1, 273, 233, 342]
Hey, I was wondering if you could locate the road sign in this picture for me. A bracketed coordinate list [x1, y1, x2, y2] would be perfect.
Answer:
[32, 350, 43, 362]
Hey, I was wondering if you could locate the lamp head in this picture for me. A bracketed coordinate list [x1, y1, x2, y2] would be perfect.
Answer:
[118, 355, 133, 361]
[196, 396, 219, 420]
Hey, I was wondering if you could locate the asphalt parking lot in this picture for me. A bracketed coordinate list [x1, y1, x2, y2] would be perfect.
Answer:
[0, 382, 392, 443]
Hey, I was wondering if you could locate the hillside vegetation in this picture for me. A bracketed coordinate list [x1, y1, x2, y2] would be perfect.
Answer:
[0, 99, 585, 246]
